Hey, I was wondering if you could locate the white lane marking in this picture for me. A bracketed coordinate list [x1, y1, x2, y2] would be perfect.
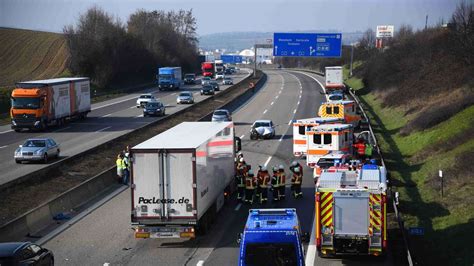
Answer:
[279, 91, 282, 94]
[96, 126, 111, 132]
[305, 212, 317, 266]
[101, 113, 112, 118]
[270, 101, 274, 105]
[0, 129, 13, 134]
[263, 109, 267, 114]
[263, 156, 272, 167]
[240, 134, 245, 139]
[197, 260, 205, 266]
[0, 145, 8, 149]
[234, 203, 242, 211]
[293, 109, 297, 114]
[288, 120, 292, 125]
[297, 101, 300, 105]
[171, 93, 177, 95]
[53, 126, 71, 132]
[275, 95, 279, 99]
[293, 71, 326, 93]
[129, 106, 136, 109]
[136, 114, 144, 118]
[279, 134, 285, 142]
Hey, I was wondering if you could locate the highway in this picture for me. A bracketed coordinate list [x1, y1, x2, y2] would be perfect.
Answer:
[0, 70, 250, 187]
[42, 70, 387, 265]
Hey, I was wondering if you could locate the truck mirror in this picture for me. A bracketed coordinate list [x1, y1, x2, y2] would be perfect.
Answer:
[301, 232, 310, 243]
[235, 137, 242, 152]
[237, 233, 242, 244]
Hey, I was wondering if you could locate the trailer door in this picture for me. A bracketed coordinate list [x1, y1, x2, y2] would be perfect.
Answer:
[163, 152, 194, 218]
[133, 152, 163, 218]
[333, 192, 369, 236]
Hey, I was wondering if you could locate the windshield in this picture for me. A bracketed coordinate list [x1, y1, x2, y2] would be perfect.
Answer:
[329, 95, 343, 101]
[140, 95, 152, 99]
[210, 81, 217, 85]
[159, 74, 172, 79]
[180, 93, 191, 97]
[185, 75, 195, 79]
[225, 78, 231, 80]
[317, 158, 339, 168]
[23, 140, 46, 147]
[11, 97, 40, 109]
[245, 243, 297, 266]
[146, 103, 160, 108]
[254, 122, 270, 128]
[214, 110, 227, 116]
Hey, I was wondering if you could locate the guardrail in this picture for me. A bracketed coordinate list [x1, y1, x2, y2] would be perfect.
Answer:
[292, 69, 414, 266]
[0, 70, 265, 242]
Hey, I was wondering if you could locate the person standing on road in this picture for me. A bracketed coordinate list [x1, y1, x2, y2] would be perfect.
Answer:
[116, 154, 124, 183]
[235, 159, 246, 201]
[278, 165, 286, 200]
[353, 139, 366, 159]
[245, 169, 257, 204]
[257, 166, 270, 204]
[291, 166, 303, 199]
[122, 151, 130, 185]
[271, 166, 280, 202]
[289, 161, 303, 176]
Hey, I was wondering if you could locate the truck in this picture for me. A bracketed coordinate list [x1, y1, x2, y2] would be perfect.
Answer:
[131, 122, 241, 239]
[11, 77, 90, 131]
[325, 66, 344, 92]
[318, 100, 362, 128]
[214, 59, 224, 75]
[315, 163, 388, 257]
[238, 209, 308, 266]
[158, 67, 182, 91]
[201, 62, 215, 78]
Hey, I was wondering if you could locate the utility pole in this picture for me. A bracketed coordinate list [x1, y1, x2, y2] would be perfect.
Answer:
[349, 43, 355, 77]
[425, 15, 428, 30]
[439, 170, 444, 197]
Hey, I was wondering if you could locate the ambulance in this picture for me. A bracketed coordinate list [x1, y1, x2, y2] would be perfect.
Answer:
[315, 163, 388, 257]
[318, 100, 362, 128]
[305, 124, 353, 168]
[292, 117, 344, 157]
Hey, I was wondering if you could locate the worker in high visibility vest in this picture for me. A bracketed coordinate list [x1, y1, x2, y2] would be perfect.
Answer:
[278, 165, 286, 200]
[271, 166, 280, 201]
[245, 169, 257, 204]
[291, 166, 303, 199]
[235, 157, 248, 200]
[116, 153, 124, 183]
[257, 166, 270, 204]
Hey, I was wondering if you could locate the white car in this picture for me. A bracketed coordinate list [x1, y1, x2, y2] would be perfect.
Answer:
[136, 94, 156, 108]
[223, 77, 233, 85]
[250, 120, 275, 140]
[201, 77, 211, 85]
[215, 72, 225, 79]
[176, 91, 194, 104]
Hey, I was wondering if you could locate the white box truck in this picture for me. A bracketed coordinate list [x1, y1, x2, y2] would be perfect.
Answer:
[325, 66, 344, 91]
[131, 122, 240, 239]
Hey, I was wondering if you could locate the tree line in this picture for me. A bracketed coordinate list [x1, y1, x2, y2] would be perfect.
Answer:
[64, 7, 199, 88]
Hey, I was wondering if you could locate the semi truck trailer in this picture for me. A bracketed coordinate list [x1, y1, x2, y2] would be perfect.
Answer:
[10, 77, 90, 131]
[324, 66, 344, 92]
[131, 122, 241, 239]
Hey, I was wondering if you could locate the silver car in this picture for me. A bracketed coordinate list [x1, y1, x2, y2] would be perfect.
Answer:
[212, 109, 232, 122]
[14, 138, 60, 163]
[177, 91, 194, 104]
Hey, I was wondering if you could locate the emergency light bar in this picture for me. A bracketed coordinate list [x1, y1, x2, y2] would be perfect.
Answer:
[250, 208, 296, 216]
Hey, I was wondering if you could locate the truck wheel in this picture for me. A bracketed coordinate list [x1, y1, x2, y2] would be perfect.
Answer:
[43, 153, 48, 164]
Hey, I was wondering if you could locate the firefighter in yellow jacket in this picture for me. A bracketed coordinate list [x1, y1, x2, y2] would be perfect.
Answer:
[257, 166, 270, 204]
[291, 166, 303, 199]
[245, 169, 257, 204]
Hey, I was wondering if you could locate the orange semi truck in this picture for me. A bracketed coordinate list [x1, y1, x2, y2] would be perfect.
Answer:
[10, 77, 90, 131]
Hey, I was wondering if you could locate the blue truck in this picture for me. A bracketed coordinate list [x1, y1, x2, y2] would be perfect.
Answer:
[157, 67, 182, 91]
[238, 209, 308, 266]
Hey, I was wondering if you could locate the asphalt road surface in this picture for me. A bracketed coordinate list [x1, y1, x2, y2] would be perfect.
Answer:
[0, 69, 250, 186]
[43, 70, 388, 265]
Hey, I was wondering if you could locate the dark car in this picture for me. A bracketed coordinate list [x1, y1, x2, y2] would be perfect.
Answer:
[184, 73, 196, 85]
[224, 68, 232, 75]
[143, 101, 165, 117]
[201, 85, 215, 95]
[0, 242, 54, 265]
[209, 80, 220, 91]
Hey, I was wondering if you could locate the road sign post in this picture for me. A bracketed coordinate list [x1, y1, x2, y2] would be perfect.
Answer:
[273, 32, 342, 57]
[253, 44, 273, 77]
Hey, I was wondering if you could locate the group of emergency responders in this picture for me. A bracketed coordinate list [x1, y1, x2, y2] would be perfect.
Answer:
[234, 153, 304, 204]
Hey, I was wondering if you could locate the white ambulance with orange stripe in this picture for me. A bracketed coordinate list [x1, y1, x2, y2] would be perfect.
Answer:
[315, 163, 388, 257]
[305, 124, 353, 168]
[292, 117, 344, 157]
[318, 100, 362, 128]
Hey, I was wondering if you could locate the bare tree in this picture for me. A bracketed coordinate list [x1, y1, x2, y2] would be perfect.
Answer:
[359, 28, 376, 51]
[450, 1, 474, 64]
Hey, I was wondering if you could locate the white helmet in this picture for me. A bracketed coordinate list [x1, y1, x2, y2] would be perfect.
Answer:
[291, 161, 298, 166]
[239, 158, 245, 163]
[279, 165, 284, 170]
[248, 169, 254, 176]
[261, 166, 267, 171]
[294, 167, 300, 173]
[272, 166, 278, 171]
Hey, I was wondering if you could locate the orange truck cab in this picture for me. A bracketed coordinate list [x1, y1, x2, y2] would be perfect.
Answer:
[292, 117, 344, 157]
[305, 124, 353, 168]
[10, 78, 90, 131]
[318, 100, 362, 128]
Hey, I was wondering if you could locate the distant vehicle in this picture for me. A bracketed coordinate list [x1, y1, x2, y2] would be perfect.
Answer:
[201, 62, 215, 78]
[250, 120, 275, 140]
[228, 66, 236, 73]
[11, 78, 90, 132]
[184, 73, 196, 85]
[200, 85, 215, 95]
[176, 91, 194, 104]
[201, 77, 211, 85]
[211, 109, 232, 122]
[238, 209, 308, 266]
[223, 77, 233, 85]
[325, 66, 345, 92]
[0, 242, 54, 265]
[318, 100, 362, 128]
[158, 67, 182, 91]
[224, 68, 232, 75]
[214, 59, 224, 74]
[14, 138, 60, 164]
[215, 72, 225, 80]
[136, 94, 156, 108]
[209, 80, 220, 91]
[143, 101, 165, 117]
[131, 122, 241, 239]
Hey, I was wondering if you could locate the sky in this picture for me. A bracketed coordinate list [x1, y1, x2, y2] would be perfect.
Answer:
[0, 0, 459, 36]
